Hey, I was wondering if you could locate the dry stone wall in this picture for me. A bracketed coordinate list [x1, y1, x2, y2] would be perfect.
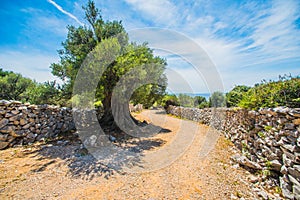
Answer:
[0, 100, 76, 149]
[129, 104, 143, 112]
[0, 100, 138, 150]
[167, 105, 300, 200]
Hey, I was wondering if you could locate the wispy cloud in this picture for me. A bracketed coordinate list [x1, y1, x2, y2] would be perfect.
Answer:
[124, 0, 300, 91]
[0, 50, 61, 83]
[124, 0, 178, 26]
[180, 0, 300, 69]
[1, 0, 299, 92]
[47, 0, 84, 26]
[201, 0, 299, 70]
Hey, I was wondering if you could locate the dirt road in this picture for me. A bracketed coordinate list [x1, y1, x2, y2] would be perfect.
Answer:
[0, 109, 260, 199]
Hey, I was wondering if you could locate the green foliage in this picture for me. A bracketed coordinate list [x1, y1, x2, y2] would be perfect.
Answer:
[158, 94, 208, 109]
[94, 100, 103, 108]
[178, 94, 194, 107]
[160, 94, 208, 109]
[261, 169, 271, 177]
[226, 85, 251, 107]
[0, 68, 13, 77]
[176, 94, 208, 108]
[238, 75, 300, 110]
[257, 131, 266, 139]
[274, 186, 282, 195]
[0, 69, 63, 105]
[0, 70, 34, 101]
[51, 0, 166, 109]
[131, 84, 166, 108]
[113, 43, 167, 108]
[264, 126, 272, 132]
[265, 160, 272, 170]
[194, 96, 208, 108]
[209, 91, 226, 107]
[69, 93, 94, 108]
[26, 81, 63, 105]
[161, 94, 179, 109]
[241, 141, 250, 158]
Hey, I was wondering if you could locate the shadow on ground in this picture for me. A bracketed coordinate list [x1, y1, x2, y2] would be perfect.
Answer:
[22, 118, 171, 180]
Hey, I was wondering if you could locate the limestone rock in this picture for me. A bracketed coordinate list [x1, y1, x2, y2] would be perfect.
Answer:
[0, 118, 9, 129]
[232, 155, 262, 170]
[0, 141, 9, 150]
[280, 177, 294, 199]
[293, 118, 300, 126]
[281, 165, 288, 174]
[293, 184, 300, 200]
[294, 165, 300, 173]
[288, 175, 300, 187]
[288, 168, 300, 182]
[0, 134, 8, 141]
[0, 125, 15, 134]
[0, 100, 10, 106]
[11, 110, 20, 115]
[285, 123, 295, 130]
[19, 118, 27, 126]
[10, 100, 22, 105]
[257, 191, 268, 200]
[270, 160, 282, 171]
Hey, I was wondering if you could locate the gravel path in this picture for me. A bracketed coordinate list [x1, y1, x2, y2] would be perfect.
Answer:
[0, 109, 275, 199]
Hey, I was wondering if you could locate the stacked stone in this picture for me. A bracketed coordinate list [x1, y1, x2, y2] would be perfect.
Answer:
[0, 100, 75, 149]
[129, 104, 143, 112]
[167, 105, 300, 199]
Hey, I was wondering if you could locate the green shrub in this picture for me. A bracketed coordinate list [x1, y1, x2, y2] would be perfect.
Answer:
[161, 94, 179, 109]
[264, 126, 272, 132]
[257, 131, 266, 139]
[238, 75, 300, 110]
[94, 100, 103, 108]
[226, 85, 251, 107]
[209, 91, 226, 107]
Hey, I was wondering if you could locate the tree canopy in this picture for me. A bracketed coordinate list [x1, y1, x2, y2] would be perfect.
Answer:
[0, 70, 33, 101]
[209, 91, 226, 107]
[226, 85, 251, 107]
[50, 0, 167, 125]
[0, 68, 62, 105]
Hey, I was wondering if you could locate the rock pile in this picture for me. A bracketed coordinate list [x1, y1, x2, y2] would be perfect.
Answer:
[167, 105, 300, 200]
[0, 100, 75, 149]
[0, 100, 140, 150]
[129, 104, 143, 113]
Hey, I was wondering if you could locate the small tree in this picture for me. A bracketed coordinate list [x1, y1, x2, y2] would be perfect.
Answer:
[0, 70, 34, 101]
[161, 94, 179, 109]
[209, 91, 226, 107]
[26, 81, 62, 105]
[226, 85, 251, 107]
[239, 75, 300, 109]
[194, 96, 208, 108]
[177, 94, 194, 107]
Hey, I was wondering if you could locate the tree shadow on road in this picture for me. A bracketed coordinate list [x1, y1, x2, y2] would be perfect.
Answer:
[23, 122, 170, 180]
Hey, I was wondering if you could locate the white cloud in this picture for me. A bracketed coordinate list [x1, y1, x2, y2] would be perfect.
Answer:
[124, 0, 178, 26]
[174, 0, 300, 73]
[5, 0, 299, 93]
[237, 0, 300, 66]
[166, 67, 209, 93]
[98, 0, 300, 91]
[20, 6, 69, 37]
[0, 51, 61, 83]
[47, 0, 84, 26]
[128, 28, 225, 92]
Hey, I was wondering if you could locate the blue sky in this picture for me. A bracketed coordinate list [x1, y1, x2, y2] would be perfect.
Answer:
[1, 0, 300, 93]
